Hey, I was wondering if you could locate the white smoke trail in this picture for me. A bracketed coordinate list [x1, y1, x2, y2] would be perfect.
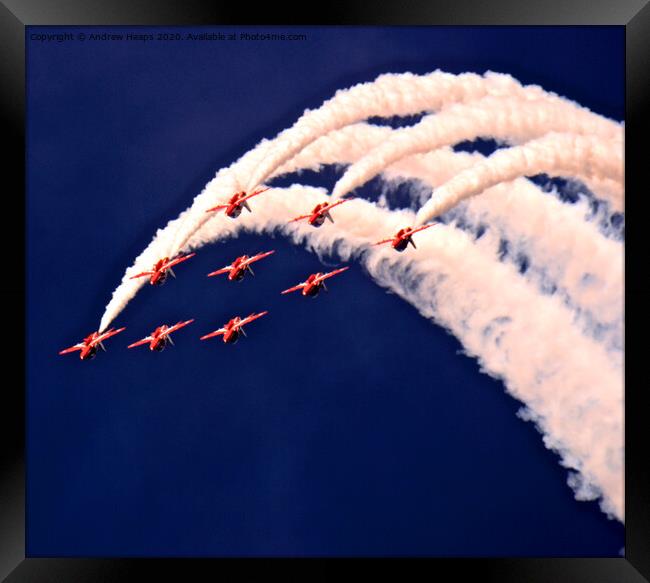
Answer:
[164, 75, 620, 285]
[240, 130, 625, 356]
[272, 122, 472, 185]
[416, 132, 624, 225]
[329, 96, 623, 207]
[266, 123, 622, 356]
[244, 70, 618, 195]
[178, 184, 624, 522]
[163, 72, 518, 257]
[271, 121, 623, 214]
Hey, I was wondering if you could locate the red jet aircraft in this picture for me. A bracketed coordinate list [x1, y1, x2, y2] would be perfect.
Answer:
[205, 187, 270, 218]
[127, 319, 195, 352]
[373, 224, 437, 252]
[129, 253, 196, 286]
[59, 327, 126, 360]
[200, 311, 268, 344]
[281, 267, 349, 298]
[207, 250, 275, 282]
[288, 199, 353, 228]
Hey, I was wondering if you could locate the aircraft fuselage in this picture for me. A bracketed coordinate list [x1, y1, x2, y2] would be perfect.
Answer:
[152, 270, 168, 285]
[226, 204, 243, 218]
[230, 268, 246, 281]
[310, 214, 326, 227]
[81, 346, 98, 360]
[151, 336, 167, 351]
[302, 280, 324, 297]
[223, 328, 240, 343]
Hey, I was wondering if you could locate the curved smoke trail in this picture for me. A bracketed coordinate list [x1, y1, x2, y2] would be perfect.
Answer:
[268, 123, 622, 356]
[244, 70, 617, 195]
[166, 75, 621, 267]
[272, 121, 623, 217]
[329, 95, 622, 205]
[415, 131, 624, 224]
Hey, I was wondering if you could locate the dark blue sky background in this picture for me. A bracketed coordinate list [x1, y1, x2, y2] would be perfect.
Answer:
[27, 26, 624, 556]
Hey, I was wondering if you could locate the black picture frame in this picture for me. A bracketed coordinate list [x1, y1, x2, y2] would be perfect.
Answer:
[4, 1, 647, 580]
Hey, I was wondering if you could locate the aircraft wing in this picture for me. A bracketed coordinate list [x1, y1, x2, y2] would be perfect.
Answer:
[207, 265, 233, 277]
[241, 186, 270, 202]
[242, 250, 275, 267]
[59, 343, 85, 355]
[288, 213, 312, 223]
[326, 198, 352, 212]
[237, 311, 268, 327]
[200, 328, 227, 341]
[372, 237, 394, 246]
[127, 336, 153, 349]
[205, 203, 228, 213]
[129, 270, 155, 280]
[314, 267, 349, 283]
[91, 327, 126, 347]
[165, 319, 195, 336]
[281, 283, 306, 295]
[163, 253, 196, 270]
[410, 223, 437, 236]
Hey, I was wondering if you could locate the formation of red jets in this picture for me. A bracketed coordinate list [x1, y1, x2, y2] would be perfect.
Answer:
[60, 187, 438, 360]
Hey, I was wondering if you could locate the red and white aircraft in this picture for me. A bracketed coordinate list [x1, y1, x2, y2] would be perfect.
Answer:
[207, 250, 275, 282]
[205, 187, 270, 218]
[288, 199, 353, 228]
[129, 253, 196, 286]
[373, 224, 437, 252]
[200, 311, 268, 344]
[127, 319, 195, 352]
[59, 327, 126, 360]
[281, 267, 349, 298]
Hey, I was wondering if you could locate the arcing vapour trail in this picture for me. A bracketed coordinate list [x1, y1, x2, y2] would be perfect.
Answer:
[329, 96, 623, 208]
[415, 131, 623, 224]
[269, 124, 622, 356]
[166, 73, 621, 263]
[179, 185, 624, 522]
[244, 70, 618, 195]
[272, 121, 624, 216]
[98, 71, 623, 521]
